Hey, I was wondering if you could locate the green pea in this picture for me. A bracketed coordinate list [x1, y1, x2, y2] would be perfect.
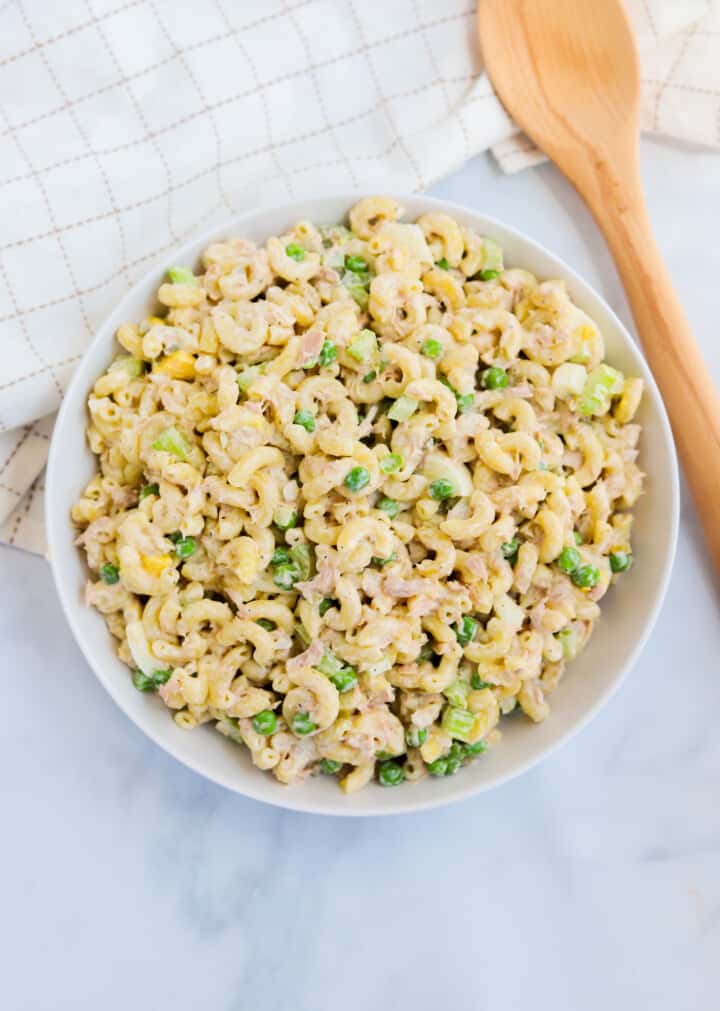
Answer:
[345, 254, 368, 273]
[293, 409, 316, 433]
[344, 466, 371, 492]
[320, 758, 342, 775]
[318, 340, 337, 367]
[478, 269, 500, 281]
[557, 546, 581, 574]
[471, 673, 491, 690]
[501, 537, 519, 564]
[273, 506, 297, 531]
[421, 338, 443, 359]
[482, 366, 508, 389]
[406, 726, 428, 749]
[272, 547, 291, 565]
[328, 667, 358, 693]
[429, 478, 454, 500]
[252, 710, 278, 736]
[139, 483, 159, 500]
[609, 550, 632, 573]
[378, 496, 400, 518]
[436, 257, 450, 270]
[101, 563, 119, 585]
[464, 740, 487, 756]
[380, 453, 403, 473]
[456, 393, 475, 413]
[572, 564, 600, 589]
[427, 758, 449, 777]
[167, 531, 183, 544]
[273, 563, 300, 590]
[378, 760, 405, 787]
[417, 643, 435, 662]
[319, 597, 337, 616]
[291, 712, 317, 735]
[174, 536, 197, 559]
[285, 243, 306, 261]
[255, 618, 275, 631]
[455, 615, 478, 646]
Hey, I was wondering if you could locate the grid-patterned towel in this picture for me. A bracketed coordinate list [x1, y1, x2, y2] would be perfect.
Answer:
[1, 0, 718, 554]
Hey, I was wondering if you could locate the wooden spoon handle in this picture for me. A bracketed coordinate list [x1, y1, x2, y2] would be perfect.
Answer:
[592, 184, 720, 567]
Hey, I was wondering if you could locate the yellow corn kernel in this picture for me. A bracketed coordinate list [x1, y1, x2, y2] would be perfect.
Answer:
[141, 554, 172, 577]
[154, 350, 196, 380]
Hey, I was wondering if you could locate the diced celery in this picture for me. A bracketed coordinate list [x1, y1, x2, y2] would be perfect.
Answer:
[109, 356, 145, 378]
[441, 706, 476, 742]
[151, 426, 190, 461]
[168, 266, 198, 286]
[341, 269, 370, 309]
[443, 680, 469, 707]
[579, 364, 625, 416]
[294, 622, 311, 646]
[480, 237, 503, 272]
[555, 627, 578, 660]
[237, 365, 261, 392]
[288, 542, 314, 581]
[387, 396, 419, 422]
[552, 362, 587, 398]
[317, 649, 345, 677]
[348, 328, 377, 362]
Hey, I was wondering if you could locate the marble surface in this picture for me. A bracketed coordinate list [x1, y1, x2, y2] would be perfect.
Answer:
[3, 141, 719, 1011]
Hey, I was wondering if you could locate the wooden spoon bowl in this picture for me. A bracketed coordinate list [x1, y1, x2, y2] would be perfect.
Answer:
[478, 0, 720, 569]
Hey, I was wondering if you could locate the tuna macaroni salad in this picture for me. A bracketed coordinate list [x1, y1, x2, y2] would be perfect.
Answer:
[73, 197, 643, 792]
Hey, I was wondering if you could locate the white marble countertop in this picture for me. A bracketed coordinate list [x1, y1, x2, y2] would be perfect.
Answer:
[3, 142, 719, 1011]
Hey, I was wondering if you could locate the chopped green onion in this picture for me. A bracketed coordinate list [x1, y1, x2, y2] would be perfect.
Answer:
[320, 758, 342, 775]
[132, 667, 172, 692]
[387, 396, 419, 422]
[454, 615, 478, 647]
[378, 760, 405, 787]
[571, 564, 600, 589]
[421, 338, 443, 359]
[256, 618, 275, 631]
[174, 536, 197, 560]
[436, 257, 450, 270]
[252, 710, 277, 736]
[139, 483, 159, 500]
[377, 496, 400, 519]
[557, 546, 581, 574]
[371, 552, 397, 569]
[167, 266, 198, 285]
[101, 563, 119, 585]
[293, 409, 316, 433]
[348, 328, 377, 362]
[406, 726, 428, 749]
[380, 452, 403, 474]
[609, 550, 632, 573]
[285, 243, 306, 261]
[345, 254, 368, 273]
[291, 712, 317, 735]
[151, 426, 190, 460]
[441, 706, 476, 742]
[319, 597, 337, 616]
[444, 680, 470, 708]
[471, 673, 490, 690]
[318, 340, 337, 367]
[344, 466, 371, 492]
[482, 366, 509, 390]
[362, 370, 377, 384]
[273, 505, 297, 531]
[429, 478, 454, 501]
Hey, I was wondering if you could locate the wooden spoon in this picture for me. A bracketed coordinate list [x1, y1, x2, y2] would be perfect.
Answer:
[478, 0, 720, 568]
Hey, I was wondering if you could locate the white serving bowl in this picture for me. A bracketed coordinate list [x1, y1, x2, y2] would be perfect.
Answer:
[46, 194, 679, 816]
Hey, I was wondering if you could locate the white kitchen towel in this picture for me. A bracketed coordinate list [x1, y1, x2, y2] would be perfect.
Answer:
[1, 0, 718, 554]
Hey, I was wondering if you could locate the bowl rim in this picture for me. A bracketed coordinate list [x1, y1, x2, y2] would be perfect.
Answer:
[46, 192, 679, 817]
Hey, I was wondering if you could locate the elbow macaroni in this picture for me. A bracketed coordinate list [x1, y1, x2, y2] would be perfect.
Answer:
[73, 198, 644, 792]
